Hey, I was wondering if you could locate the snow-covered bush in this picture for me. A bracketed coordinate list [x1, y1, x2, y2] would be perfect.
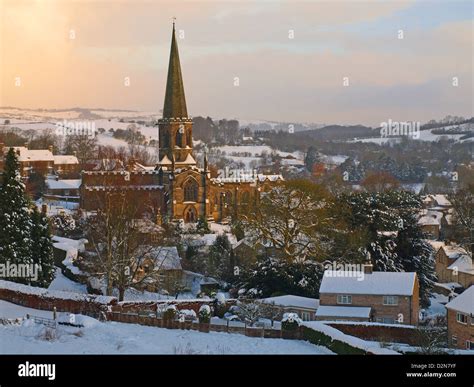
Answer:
[198, 305, 211, 323]
[281, 312, 302, 331]
[162, 304, 178, 321]
[213, 293, 228, 318]
[178, 309, 197, 322]
[51, 213, 76, 236]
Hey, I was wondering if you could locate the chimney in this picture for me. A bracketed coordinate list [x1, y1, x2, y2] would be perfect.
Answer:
[363, 263, 373, 275]
[48, 145, 54, 154]
[24, 142, 28, 149]
[41, 204, 48, 215]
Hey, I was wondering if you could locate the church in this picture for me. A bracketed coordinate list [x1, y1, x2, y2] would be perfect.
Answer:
[81, 23, 283, 223]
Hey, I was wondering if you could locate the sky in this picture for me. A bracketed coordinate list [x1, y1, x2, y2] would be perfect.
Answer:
[0, 0, 472, 126]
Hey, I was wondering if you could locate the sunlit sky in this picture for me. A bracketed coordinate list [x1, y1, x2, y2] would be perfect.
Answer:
[0, 0, 472, 126]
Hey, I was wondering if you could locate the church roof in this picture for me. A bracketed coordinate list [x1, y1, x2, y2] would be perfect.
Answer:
[180, 153, 196, 165]
[163, 23, 188, 119]
[159, 154, 172, 165]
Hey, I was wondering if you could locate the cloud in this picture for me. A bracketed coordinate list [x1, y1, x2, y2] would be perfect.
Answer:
[0, 0, 471, 125]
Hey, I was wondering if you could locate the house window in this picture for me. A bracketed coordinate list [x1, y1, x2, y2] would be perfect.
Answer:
[467, 341, 474, 350]
[376, 317, 395, 324]
[456, 312, 468, 324]
[301, 311, 311, 321]
[337, 295, 352, 305]
[383, 296, 399, 305]
[452, 335, 457, 346]
[183, 179, 198, 202]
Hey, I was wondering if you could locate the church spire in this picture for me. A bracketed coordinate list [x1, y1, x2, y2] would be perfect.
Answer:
[163, 20, 188, 119]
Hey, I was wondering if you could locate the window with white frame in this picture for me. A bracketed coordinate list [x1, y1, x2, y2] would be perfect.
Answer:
[456, 312, 468, 324]
[337, 295, 352, 305]
[467, 341, 474, 350]
[383, 295, 399, 305]
[452, 335, 457, 346]
[301, 311, 311, 321]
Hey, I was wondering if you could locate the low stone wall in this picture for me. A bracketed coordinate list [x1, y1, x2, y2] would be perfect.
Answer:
[327, 322, 419, 345]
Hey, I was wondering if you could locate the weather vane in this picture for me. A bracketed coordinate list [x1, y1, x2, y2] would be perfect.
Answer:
[172, 16, 176, 26]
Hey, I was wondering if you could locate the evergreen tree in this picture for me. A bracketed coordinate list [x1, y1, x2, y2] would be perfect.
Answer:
[339, 190, 436, 306]
[0, 148, 33, 282]
[239, 254, 324, 298]
[304, 146, 320, 172]
[395, 212, 436, 308]
[196, 216, 210, 235]
[30, 207, 55, 287]
[208, 234, 234, 281]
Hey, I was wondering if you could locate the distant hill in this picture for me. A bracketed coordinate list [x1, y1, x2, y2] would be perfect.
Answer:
[298, 124, 378, 141]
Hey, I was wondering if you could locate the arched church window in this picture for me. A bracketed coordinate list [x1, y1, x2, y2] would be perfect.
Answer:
[241, 191, 250, 204]
[175, 130, 183, 147]
[184, 179, 198, 202]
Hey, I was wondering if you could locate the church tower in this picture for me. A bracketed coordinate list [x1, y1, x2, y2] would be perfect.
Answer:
[158, 21, 196, 169]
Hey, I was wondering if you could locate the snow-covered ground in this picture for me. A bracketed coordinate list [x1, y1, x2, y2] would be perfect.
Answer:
[48, 268, 88, 294]
[0, 301, 333, 355]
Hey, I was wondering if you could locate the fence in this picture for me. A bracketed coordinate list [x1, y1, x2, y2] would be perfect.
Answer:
[107, 311, 297, 339]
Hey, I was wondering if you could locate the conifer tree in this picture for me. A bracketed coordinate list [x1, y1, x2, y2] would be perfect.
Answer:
[30, 207, 55, 287]
[0, 148, 33, 282]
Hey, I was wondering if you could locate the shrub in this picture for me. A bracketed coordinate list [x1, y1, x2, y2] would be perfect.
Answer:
[281, 312, 302, 331]
[162, 305, 178, 321]
[198, 305, 211, 323]
[301, 326, 367, 355]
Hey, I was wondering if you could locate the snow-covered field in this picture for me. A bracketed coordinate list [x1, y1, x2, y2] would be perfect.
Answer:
[0, 301, 333, 355]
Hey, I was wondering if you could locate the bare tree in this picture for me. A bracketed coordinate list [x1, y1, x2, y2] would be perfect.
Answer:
[449, 184, 474, 256]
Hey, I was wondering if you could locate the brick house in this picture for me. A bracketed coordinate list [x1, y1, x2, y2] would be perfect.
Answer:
[418, 209, 443, 240]
[445, 286, 474, 350]
[0, 144, 78, 178]
[435, 244, 473, 289]
[318, 265, 419, 325]
[134, 246, 183, 294]
[45, 178, 81, 203]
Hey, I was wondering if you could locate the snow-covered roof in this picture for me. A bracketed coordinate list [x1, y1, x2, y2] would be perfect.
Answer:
[257, 173, 284, 182]
[10, 147, 54, 162]
[53, 155, 79, 165]
[320, 271, 417, 296]
[180, 153, 196, 165]
[158, 155, 172, 165]
[142, 246, 181, 270]
[261, 295, 319, 310]
[441, 244, 469, 260]
[315, 305, 371, 318]
[46, 179, 81, 190]
[418, 210, 443, 226]
[448, 255, 473, 276]
[445, 286, 474, 315]
[431, 194, 451, 207]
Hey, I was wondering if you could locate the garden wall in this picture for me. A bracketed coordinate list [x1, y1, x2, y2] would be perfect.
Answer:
[326, 322, 419, 345]
[0, 280, 116, 318]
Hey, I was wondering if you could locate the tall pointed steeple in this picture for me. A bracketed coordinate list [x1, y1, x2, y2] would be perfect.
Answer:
[158, 20, 194, 169]
[163, 20, 188, 119]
